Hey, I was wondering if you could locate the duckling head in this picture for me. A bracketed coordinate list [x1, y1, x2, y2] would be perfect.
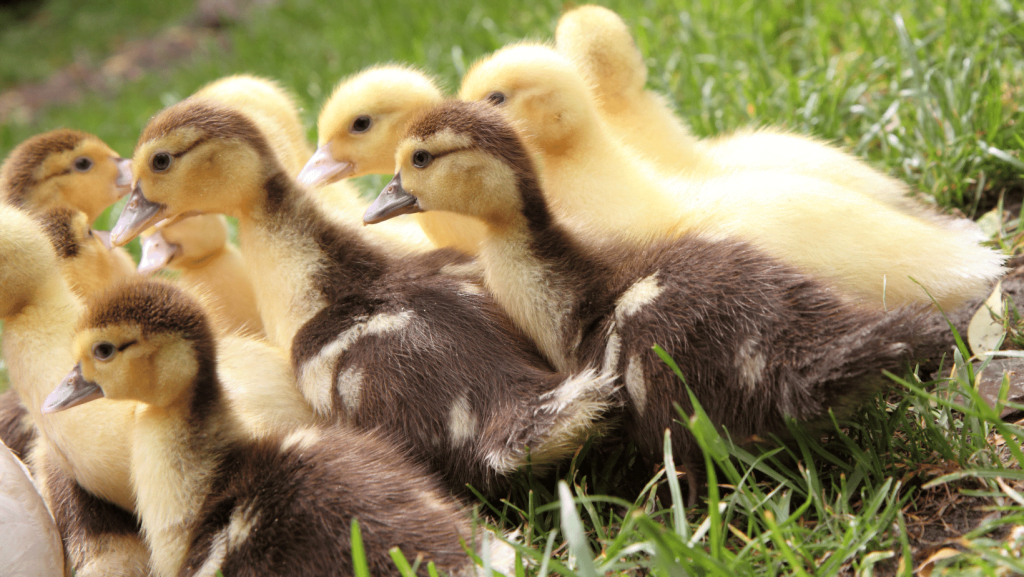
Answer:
[364, 100, 540, 231]
[459, 43, 601, 158]
[38, 206, 132, 294]
[138, 214, 230, 275]
[0, 129, 132, 222]
[298, 65, 444, 187]
[0, 204, 61, 319]
[554, 5, 647, 106]
[42, 279, 216, 413]
[111, 100, 279, 245]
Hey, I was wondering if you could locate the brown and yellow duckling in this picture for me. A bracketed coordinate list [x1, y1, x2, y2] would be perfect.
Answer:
[44, 279, 509, 577]
[364, 101, 954, 502]
[110, 97, 617, 497]
[1, 128, 131, 222]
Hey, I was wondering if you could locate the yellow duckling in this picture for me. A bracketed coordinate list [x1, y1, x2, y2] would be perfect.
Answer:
[139, 214, 263, 337]
[299, 65, 482, 254]
[554, 4, 954, 220]
[458, 44, 1005, 310]
[43, 279, 511, 577]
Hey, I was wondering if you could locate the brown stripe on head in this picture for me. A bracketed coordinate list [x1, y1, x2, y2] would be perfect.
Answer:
[138, 99, 273, 161]
[38, 206, 82, 259]
[84, 279, 213, 347]
[1, 129, 94, 207]
[405, 100, 538, 181]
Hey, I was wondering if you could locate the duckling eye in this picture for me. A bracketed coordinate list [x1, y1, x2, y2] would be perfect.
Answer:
[151, 152, 172, 173]
[92, 342, 116, 361]
[350, 115, 372, 133]
[73, 157, 93, 172]
[411, 150, 433, 168]
[486, 92, 506, 106]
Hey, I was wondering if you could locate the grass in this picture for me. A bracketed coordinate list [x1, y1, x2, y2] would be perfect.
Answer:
[2, 0, 1024, 573]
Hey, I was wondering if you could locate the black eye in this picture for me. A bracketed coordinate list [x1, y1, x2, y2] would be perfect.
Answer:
[350, 115, 372, 133]
[486, 92, 506, 106]
[92, 342, 116, 361]
[73, 157, 93, 172]
[411, 150, 433, 168]
[151, 152, 172, 172]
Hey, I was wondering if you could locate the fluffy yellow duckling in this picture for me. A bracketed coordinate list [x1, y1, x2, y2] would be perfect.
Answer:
[458, 44, 1005, 310]
[39, 206, 135, 301]
[44, 279, 511, 577]
[139, 214, 263, 337]
[299, 65, 482, 254]
[1, 128, 131, 222]
[555, 4, 955, 220]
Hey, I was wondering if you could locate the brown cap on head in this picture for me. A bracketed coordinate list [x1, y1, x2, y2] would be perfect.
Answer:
[84, 279, 212, 345]
[406, 100, 535, 177]
[1, 129, 94, 206]
[138, 99, 271, 160]
[38, 206, 81, 259]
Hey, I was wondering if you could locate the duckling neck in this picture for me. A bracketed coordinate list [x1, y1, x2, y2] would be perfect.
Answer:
[479, 177, 606, 373]
[235, 171, 388, 349]
[177, 245, 264, 338]
[542, 122, 691, 246]
[132, 366, 235, 577]
[2, 277, 137, 513]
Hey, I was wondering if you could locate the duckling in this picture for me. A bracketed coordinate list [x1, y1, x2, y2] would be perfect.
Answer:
[1, 128, 131, 223]
[364, 100, 955, 502]
[138, 214, 263, 337]
[555, 5, 971, 225]
[299, 65, 483, 254]
[458, 44, 1005, 310]
[43, 279, 510, 577]
[0, 440, 64, 577]
[110, 97, 617, 496]
[554, 5, 704, 173]
[38, 206, 135, 301]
